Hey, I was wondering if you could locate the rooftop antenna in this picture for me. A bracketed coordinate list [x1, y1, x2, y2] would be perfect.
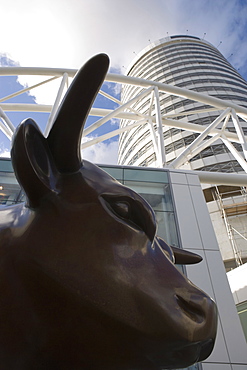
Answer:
[186, 29, 189, 35]
[202, 32, 206, 40]
[217, 41, 222, 48]
[227, 53, 233, 60]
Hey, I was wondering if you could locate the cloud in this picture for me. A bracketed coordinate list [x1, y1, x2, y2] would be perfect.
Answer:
[17, 74, 70, 106]
[1, 0, 247, 163]
[0, 131, 118, 165]
[81, 138, 119, 165]
[1, 0, 246, 98]
[0, 135, 119, 165]
[1, 0, 246, 76]
[0, 148, 10, 158]
[168, 0, 247, 76]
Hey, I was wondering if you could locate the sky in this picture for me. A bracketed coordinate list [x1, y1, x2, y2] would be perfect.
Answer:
[0, 0, 247, 164]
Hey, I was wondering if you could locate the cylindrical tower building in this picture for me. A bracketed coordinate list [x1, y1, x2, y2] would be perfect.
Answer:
[119, 35, 247, 270]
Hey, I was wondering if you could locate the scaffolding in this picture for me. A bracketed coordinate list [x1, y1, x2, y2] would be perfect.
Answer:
[214, 186, 247, 267]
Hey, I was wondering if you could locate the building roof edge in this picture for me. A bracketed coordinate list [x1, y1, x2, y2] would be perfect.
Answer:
[126, 35, 217, 75]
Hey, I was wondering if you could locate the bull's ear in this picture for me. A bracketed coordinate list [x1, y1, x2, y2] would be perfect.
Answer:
[171, 246, 203, 265]
[11, 119, 59, 208]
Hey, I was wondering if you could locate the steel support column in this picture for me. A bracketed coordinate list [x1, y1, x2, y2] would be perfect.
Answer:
[154, 87, 166, 167]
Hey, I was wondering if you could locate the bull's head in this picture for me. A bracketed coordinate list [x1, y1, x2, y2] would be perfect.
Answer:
[10, 54, 217, 369]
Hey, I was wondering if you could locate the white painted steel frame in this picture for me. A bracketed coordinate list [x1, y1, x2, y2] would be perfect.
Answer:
[168, 108, 232, 169]
[1, 66, 247, 186]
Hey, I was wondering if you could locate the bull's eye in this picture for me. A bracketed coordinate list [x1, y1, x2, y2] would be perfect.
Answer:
[105, 198, 137, 227]
[112, 201, 130, 219]
[100, 193, 156, 240]
[100, 195, 143, 232]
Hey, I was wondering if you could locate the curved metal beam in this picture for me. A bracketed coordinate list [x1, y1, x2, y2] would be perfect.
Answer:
[0, 66, 247, 183]
[0, 66, 246, 117]
[107, 73, 247, 118]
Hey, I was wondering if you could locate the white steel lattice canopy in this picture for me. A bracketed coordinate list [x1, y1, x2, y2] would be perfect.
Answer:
[1, 66, 247, 186]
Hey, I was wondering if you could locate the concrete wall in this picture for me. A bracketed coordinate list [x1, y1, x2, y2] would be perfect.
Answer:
[169, 169, 247, 369]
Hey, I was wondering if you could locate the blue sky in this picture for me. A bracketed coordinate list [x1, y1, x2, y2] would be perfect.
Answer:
[0, 54, 121, 161]
[0, 0, 247, 163]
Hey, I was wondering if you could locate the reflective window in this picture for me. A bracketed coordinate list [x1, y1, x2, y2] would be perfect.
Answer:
[198, 160, 243, 173]
[100, 166, 124, 181]
[120, 167, 180, 247]
[0, 161, 181, 258]
[124, 181, 173, 212]
[180, 365, 201, 370]
[0, 159, 14, 172]
[155, 211, 179, 247]
[0, 165, 22, 205]
[139, 153, 156, 167]
[237, 301, 247, 341]
[123, 168, 168, 183]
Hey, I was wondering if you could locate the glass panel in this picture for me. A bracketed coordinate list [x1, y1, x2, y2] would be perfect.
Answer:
[123, 168, 168, 183]
[0, 194, 10, 205]
[0, 172, 18, 185]
[0, 159, 14, 172]
[0, 184, 22, 205]
[0, 161, 181, 250]
[180, 365, 201, 370]
[18, 191, 26, 203]
[237, 301, 247, 341]
[124, 181, 173, 212]
[100, 166, 124, 181]
[156, 211, 179, 248]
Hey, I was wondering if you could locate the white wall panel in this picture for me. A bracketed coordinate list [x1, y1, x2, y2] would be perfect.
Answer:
[189, 184, 219, 251]
[185, 249, 215, 300]
[171, 183, 203, 250]
[205, 250, 247, 364]
[170, 170, 247, 366]
[201, 364, 231, 369]
[170, 171, 187, 184]
[227, 264, 247, 305]
[186, 251, 230, 364]
[186, 173, 201, 186]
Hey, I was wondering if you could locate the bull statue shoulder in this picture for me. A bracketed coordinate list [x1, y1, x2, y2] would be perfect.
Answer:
[0, 54, 217, 369]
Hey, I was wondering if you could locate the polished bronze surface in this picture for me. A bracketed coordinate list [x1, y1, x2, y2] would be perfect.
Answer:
[0, 54, 217, 369]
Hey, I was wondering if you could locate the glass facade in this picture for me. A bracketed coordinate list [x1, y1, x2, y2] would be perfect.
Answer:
[0, 158, 23, 205]
[100, 165, 180, 247]
[0, 159, 180, 248]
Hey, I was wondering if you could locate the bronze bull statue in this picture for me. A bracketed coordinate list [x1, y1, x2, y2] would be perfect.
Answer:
[0, 54, 217, 369]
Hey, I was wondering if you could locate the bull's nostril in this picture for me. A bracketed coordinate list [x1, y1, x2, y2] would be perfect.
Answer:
[176, 295, 205, 324]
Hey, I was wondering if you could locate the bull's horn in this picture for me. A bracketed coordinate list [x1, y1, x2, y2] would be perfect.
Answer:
[47, 53, 109, 173]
